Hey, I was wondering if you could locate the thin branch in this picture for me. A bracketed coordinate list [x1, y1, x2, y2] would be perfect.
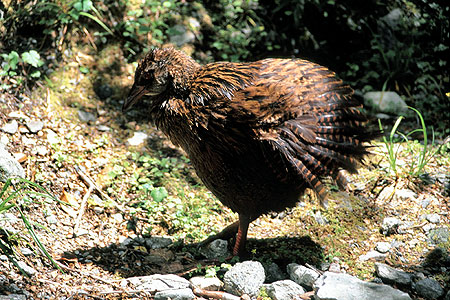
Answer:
[74, 165, 125, 212]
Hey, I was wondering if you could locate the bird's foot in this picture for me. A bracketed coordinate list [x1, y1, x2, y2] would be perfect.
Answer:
[196, 220, 240, 248]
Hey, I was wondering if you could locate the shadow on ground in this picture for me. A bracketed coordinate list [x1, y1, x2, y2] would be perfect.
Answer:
[61, 234, 324, 279]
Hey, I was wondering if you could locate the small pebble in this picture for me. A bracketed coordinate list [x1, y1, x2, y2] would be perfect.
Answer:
[127, 132, 148, 146]
[425, 214, 440, 224]
[26, 120, 44, 133]
[112, 213, 124, 223]
[17, 261, 37, 276]
[1, 120, 18, 134]
[20, 248, 34, 256]
[376, 242, 391, 253]
[78, 110, 96, 123]
[328, 262, 341, 273]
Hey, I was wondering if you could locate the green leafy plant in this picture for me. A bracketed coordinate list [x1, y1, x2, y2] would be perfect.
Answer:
[1, 50, 44, 79]
[0, 178, 62, 276]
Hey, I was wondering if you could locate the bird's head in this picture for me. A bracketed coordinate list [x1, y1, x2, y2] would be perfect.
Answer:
[123, 48, 199, 111]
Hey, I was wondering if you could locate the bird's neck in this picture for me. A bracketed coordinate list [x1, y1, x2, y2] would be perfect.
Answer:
[169, 53, 201, 96]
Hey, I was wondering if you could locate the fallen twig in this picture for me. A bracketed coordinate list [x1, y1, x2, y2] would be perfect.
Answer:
[193, 287, 242, 300]
[299, 291, 315, 300]
[74, 165, 125, 212]
[73, 181, 93, 237]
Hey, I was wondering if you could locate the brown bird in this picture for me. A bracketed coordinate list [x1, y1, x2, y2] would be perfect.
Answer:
[124, 47, 373, 256]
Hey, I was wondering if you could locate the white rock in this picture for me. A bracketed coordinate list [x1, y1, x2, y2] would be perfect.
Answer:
[425, 213, 440, 224]
[26, 120, 44, 133]
[395, 189, 417, 201]
[111, 213, 123, 223]
[127, 131, 148, 146]
[20, 248, 34, 256]
[314, 272, 412, 300]
[328, 262, 341, 273]
[224, 261, 265, 297]
[0, 145, 25, 181]
[359, 250, 387, 262]
[128, 274, 190, 292]
[364, 91, 408, 115]
[1, 120, 18, 134]
[287, 263, 320, 289]
[78, 110, 96, 122]
[376, 241, 391, 253]
[265, 280, 305, 300]
[36, 145, 49, 156]
[17, 261, 37, 276]
[154, 288, 195, 300]
[381, 217, 402, 235]
[8, 111, 29, 120]
[375, 263, 412, 286]
[46, 129, 59, 145]
[0, 134, 8, 146]
[189, 276, 223, 291]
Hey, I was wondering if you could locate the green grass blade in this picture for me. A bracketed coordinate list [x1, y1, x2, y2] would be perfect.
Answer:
[17, 206, 63, 272]
[79, 12, 114, 36]
[0, 178, 13, 200]
[0, 240, 30, 278]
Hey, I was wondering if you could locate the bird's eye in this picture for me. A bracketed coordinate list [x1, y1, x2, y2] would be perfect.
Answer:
[137, 71, 154, 86]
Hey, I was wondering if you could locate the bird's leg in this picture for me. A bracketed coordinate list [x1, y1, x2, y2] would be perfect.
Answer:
[232, 214, 251, 256]
[197, 220, 240, 247]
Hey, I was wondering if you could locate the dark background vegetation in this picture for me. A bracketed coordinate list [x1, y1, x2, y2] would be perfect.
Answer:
[1, 0, 448, 135]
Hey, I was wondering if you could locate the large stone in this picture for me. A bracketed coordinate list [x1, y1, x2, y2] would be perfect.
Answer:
[314, 272, 412, 300]
[127, 274, 190, 292]
[0, 295, 27, 300]
[264, 262, 286, 283]
[200, 239, 229, 259]
[375, 263, 412, 286]
[287, 263, 320, 290]
[145, 236, 172, 249]
[413, 278, 444, 299]
[223, 261, 265, 297]
[364, 91, 407, 115]
[189, 276, 223, 291]
[154, 288, 195, 300]
[265, 280, 305, 300]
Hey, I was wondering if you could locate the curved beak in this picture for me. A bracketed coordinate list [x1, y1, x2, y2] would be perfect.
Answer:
[122, 84, 147, 112]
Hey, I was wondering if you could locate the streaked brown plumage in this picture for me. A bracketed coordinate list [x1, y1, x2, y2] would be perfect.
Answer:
[124, 48, 373, 256]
